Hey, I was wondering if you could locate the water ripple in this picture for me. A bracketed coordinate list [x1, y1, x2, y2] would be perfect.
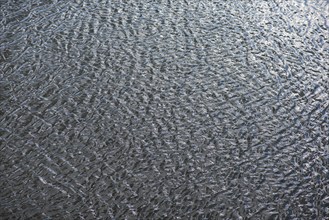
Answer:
[1, 0, 329, 219]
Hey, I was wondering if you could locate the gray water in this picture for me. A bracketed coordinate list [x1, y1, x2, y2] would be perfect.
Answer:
[1, 0, 329, 219]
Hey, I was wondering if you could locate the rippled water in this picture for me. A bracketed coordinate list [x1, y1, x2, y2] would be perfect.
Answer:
[1, 0, 329, 219]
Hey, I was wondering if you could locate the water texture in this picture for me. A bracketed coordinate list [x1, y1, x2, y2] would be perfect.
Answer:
[1, 0, 329, 219]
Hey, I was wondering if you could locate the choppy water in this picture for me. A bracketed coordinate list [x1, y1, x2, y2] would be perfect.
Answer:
[1, 0, 329, 219]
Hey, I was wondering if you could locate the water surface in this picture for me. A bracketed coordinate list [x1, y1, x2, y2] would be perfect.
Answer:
[1, 0, 329, 219]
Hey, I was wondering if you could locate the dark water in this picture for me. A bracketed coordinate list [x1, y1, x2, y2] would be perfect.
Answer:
[1, 0, 329, 219]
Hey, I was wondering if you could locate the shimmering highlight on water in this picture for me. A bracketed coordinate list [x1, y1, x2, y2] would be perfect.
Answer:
[1, 0, 329, 219]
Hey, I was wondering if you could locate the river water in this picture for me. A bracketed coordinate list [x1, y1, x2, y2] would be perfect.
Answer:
[1, 0, 329, 219]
